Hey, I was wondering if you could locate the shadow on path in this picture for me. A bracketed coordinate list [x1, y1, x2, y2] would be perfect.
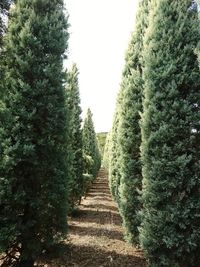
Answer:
[38, 168, 147, 267]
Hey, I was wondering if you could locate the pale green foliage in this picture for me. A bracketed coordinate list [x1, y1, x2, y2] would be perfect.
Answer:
[102, 132, 111, 170]
[96, 132, 107, 158]
[116, 0, 150, 245]
[108, 90, 123, 202]
[108, 0, 150, 245]
[140, 1, 200, 266]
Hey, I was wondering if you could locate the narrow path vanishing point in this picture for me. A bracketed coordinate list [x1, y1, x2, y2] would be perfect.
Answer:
[39, 169, 147, 267]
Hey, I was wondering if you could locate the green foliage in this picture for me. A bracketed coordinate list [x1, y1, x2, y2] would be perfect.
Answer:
[83, 152, 94, 175]
[96, 132, 108, 157]
[0, 0, 12, 46]
[82, 108, 101, 183]
[65, 63, 83, 212]
[82, 172, 93, 196]
[116, 0, 150, 245]
[102, 132, 111, 170]
[0, 0, 12, 98]
[0, 0, 69, 265]
[140, 1, 200, 266]
[109, 1, 150, 244]
[108, 90, 123, 202]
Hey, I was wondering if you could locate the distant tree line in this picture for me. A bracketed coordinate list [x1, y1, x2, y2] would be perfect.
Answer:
[104, 1, 200, 267]
[0, 1, 101, 266]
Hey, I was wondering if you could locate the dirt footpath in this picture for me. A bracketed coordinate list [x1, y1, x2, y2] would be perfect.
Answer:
[39, 169, 147, 267]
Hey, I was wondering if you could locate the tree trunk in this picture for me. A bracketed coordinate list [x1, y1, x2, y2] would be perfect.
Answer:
[18, 233, 35, 267]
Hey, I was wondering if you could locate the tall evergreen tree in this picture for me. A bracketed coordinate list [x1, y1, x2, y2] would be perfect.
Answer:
[117, 0, 150, 245]
[103, 132, 111, 171]
[65, 63, 83, 211]
[0, 0, 69, 266]
[108, 87, 125, 203]
[82, 108, 101, 179]
[140, 1, 200, 266]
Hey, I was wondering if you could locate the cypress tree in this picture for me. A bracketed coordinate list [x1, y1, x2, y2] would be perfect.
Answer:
[140, 1, 200, 266]
[0, 0, 69, 266]
[103, 132, 111, 171]
[108, 88, 123, 202]
[117, 0, 150, 245]
[82, 108, 101, 179]
[65, 63, 83, 211]
[95, 136, 101, 172]
[82, 153, 94, 195]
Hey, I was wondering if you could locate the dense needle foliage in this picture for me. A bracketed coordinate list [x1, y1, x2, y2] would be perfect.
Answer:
[82, 108, 101, 186]
[103, 132, 111, 171]
[0, 0, 12, 47]
[65, 63, 83, 212]
[108, 90, 123, 202]
[0, 0, 69, 266]
[140, 1, 200, 266]
[0, 0, 199, 266]
[116, 0, 150, 245]
[0, 0, 12, 97]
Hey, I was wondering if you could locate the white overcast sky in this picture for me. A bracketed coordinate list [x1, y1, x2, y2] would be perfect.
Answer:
[65, 0, 139, 132]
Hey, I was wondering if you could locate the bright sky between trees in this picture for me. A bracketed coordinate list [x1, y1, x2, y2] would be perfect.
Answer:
[65, 0, 139, 132]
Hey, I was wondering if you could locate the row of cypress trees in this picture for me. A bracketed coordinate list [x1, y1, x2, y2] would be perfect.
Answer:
[66, 66, 101, 211]
[82, 108, 101, 190]
[65, 64, 84, 212]
[104, 1, 200, 266]
[0, 1, 101, 266]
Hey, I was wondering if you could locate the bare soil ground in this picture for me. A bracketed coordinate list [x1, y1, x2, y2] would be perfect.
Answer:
[38, 169, 147, 267]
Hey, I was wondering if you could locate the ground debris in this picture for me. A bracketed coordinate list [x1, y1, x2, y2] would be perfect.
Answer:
[38, 169, 147, 267]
